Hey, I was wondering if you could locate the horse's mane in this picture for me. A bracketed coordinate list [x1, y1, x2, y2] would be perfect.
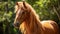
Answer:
[17, 2, 44, 34]
[14, 1, 60, 34]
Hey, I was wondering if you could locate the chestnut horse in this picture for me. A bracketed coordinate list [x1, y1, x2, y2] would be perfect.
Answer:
[13, 1, 60, 34]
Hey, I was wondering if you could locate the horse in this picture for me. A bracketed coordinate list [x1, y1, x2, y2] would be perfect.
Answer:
[13, 1, 60, 34]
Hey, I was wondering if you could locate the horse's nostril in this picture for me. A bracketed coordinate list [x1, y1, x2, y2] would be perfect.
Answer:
[16, 22, 19, 25]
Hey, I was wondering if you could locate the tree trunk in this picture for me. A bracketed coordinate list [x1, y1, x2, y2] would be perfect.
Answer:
[0, 22, 3, 34]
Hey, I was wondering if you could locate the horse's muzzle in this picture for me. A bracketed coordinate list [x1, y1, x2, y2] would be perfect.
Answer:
[13, 22, 20, 28]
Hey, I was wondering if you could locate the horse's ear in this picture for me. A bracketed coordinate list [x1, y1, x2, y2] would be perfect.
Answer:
[23, 1, 27, 9]
[16, 2, 18, 5]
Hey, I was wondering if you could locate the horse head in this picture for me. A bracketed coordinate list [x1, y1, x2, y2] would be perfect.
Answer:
[13, 1, 30, 29]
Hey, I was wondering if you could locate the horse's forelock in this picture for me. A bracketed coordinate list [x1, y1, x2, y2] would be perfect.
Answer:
[14, 2, 23, 13]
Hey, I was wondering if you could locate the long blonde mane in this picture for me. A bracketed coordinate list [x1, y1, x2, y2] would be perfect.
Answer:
[14, 1, 59, 34]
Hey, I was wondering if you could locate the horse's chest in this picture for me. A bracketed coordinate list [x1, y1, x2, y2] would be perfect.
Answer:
[19, 23, 26, 34]
[19, 23, 30, 34]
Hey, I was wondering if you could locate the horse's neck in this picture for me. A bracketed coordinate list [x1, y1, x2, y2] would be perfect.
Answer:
[24, 18, 43, 34]
[22, 12, 44, 34]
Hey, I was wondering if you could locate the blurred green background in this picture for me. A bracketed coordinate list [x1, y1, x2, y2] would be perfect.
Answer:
[0, 0, 60, 34]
